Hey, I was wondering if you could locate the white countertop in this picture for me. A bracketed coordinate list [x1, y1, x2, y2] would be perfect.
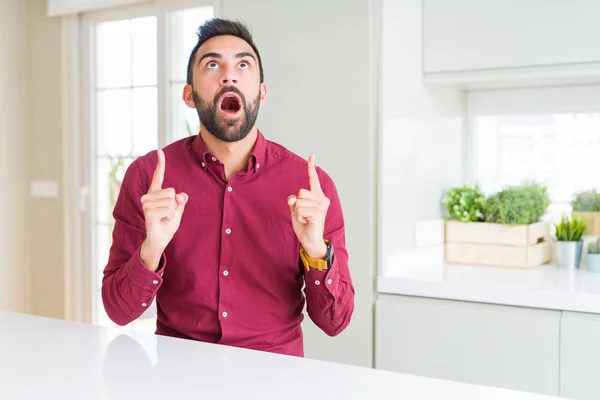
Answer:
[378, 245, 600, 313]
[0, 311, 568, 399]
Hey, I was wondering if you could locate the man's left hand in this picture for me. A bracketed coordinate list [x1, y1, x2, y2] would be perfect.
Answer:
[288, 154, 330, 259]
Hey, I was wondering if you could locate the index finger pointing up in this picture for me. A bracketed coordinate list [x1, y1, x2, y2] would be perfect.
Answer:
[149, 149, 165, 193]
[307, 154, 323, 194]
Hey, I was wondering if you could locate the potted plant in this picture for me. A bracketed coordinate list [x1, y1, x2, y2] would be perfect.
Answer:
[571, 190, 600, 236]
[484, 182, 550, 226]
[553, 216, 586, 270]
[443, 182, 551, 268]
[442, 184, 486, 223]
[586, 239, 600, 273]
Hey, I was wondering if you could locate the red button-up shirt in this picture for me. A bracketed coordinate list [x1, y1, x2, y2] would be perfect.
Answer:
[102, 131, 355, 357]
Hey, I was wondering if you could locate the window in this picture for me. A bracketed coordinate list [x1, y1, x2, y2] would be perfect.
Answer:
[81, 2, 214, 332]
[469, 86, 600, 221]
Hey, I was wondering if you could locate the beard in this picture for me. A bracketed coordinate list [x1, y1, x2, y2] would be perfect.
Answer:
[192, 85, 261, 143]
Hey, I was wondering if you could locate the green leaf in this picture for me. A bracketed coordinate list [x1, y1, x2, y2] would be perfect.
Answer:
[484, 181, 550, 225]
[441, 184, 486, 223]
[554, 216, 586, 242]
[572, 189, 600, 212]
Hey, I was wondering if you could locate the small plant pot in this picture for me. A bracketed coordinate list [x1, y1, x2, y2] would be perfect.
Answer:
[555, 240, 583, 270]
[586, 253, 600, 273]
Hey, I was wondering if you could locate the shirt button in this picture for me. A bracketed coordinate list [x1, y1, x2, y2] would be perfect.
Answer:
[201, 161, 206, 167]
[211, 156, 216, 162]
[327, 279, 332, 285]
[222, 311, 228, 318]
[223, 270, 229, 276]
[142, 303, 147, 307]
[225, 228, 231, 234]
[227, 186, 232, 192]
[256, 163, 260, 168]
[315, 280, 320, 286]
[152, 280, 158, 285]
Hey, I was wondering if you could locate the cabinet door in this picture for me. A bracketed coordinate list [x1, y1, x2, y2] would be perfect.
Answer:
[560, 311, 600, 400]
[376, 294, 560, 396]
[423, 0, 600, 74]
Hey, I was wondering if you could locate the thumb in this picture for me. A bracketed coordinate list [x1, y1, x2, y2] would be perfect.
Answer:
[287, 195, 297, 211]
[175, 193, 188, 212]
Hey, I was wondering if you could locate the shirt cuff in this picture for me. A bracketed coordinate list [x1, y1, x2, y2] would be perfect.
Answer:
[304, 257, 339, 296]
[126, 248, 166, 288]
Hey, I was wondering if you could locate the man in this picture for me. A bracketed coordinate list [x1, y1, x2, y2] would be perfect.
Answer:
[102, 18, 354, 357]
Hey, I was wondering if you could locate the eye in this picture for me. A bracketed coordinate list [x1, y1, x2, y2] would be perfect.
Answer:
[206, 61, 219, 69]
[239, 61, 250, 69]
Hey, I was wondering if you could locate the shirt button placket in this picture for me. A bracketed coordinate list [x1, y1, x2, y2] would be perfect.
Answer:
[220, 181, 234, 339]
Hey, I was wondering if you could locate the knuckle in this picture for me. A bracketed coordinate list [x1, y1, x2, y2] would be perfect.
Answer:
[145, 193, 159, 201]
[298, 188, 311, 198]
[164, 188, 176, 197]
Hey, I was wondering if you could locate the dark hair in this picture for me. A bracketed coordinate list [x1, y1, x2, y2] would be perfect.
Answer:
[186, 18, 264, 85]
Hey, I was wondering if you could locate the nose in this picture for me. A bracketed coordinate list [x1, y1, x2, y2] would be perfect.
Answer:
[220, 74, 238, 86]
[219, 62, 240, 86]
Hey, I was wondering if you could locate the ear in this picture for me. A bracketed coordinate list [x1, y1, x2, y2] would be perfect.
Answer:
[259, 83, 268, 106]
[182, 84, 196, 109]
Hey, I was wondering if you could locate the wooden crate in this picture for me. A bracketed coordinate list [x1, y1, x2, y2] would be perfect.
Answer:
[444, 220, 551, 268]
[571, 212, 600, 236]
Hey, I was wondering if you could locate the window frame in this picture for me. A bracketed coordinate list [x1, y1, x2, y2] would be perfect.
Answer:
[466, 84, 600, 210]
[75, 0, 218, 325]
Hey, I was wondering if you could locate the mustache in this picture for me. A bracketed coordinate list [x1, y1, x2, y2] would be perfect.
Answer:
[214, 86, 246, 105]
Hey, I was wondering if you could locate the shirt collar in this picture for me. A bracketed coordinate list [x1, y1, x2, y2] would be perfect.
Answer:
[192, 129, 267, 173]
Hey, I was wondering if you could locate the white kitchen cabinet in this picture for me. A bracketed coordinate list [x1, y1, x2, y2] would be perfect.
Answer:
[375, 294, 561, 396]
[422, 0, 600, 86]
[560, 311, 600, 400]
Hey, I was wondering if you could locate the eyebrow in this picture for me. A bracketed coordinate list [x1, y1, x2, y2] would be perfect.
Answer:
[234, 52, 256, 62]
[198, 51, 256, 65]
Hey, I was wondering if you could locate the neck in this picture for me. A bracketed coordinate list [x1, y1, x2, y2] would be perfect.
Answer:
[199, 126, 258, 179]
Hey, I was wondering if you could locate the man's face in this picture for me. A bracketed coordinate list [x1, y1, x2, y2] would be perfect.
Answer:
[184, 35, 266, 142]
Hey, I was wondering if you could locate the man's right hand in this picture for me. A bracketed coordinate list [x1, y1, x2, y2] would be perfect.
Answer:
[139, 149, 188, 271]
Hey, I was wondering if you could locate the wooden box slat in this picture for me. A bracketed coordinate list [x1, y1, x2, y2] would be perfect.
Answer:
[444, 221, 551, 268]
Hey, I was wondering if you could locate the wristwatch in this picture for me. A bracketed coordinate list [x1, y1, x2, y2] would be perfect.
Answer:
[323, 241, 334, 268]
[300, 241, 334, 271]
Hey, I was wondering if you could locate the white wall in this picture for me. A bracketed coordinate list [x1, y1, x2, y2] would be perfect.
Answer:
[28, 0, 65, 319]
[380, 0, 466, 267]
[0, 0, 65, 318]
[220, 0, 378, 368]
[0, 0, 32, 313]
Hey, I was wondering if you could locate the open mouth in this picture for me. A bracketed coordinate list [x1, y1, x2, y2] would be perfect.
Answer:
[219, 93, 242, 114]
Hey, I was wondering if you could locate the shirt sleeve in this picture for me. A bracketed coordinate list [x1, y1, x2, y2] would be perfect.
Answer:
[302, 169, 355, 336]
[101, 156, 165, 326]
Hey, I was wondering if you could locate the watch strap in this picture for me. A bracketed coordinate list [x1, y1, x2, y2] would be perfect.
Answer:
[300, 241, 332, 272]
